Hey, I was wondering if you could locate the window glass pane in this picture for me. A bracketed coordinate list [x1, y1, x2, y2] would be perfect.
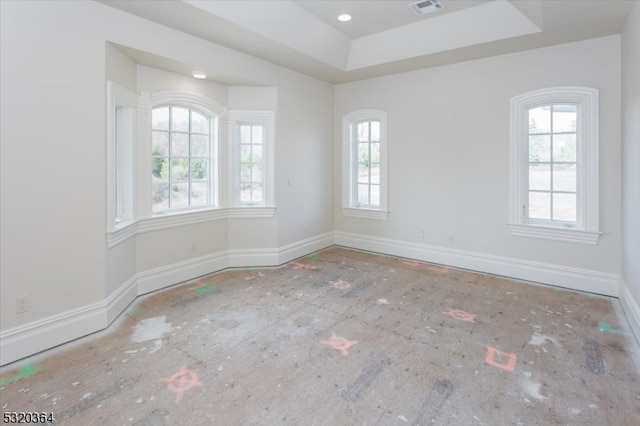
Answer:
[240, 145, 252, 163]
[251, 164, 262, 183]
[370, 184, 380, 206]
[357, 122, 369, 142]
[170, 158, 189, 181]
[371, 163, 380, 184]
[171, 183, 189, 208]
[191, 135, 208, 157]
[358, 162, 369, 183]
[553, 134, 577, 162]
[358, 143, 369, 164]
[240, 163, 251, 182]
[529, 135, 550, 162]
[240, 125, 251, 144]
[240, 184, 251, 202]
[152, 107, 169, 130]
[553, 193, 576, 222]
[529, 192, 550, 220]
[252, 145, 263, 164]
[529, 106, 551, 133]
[552, 105, 577, 133]
[171, 133, 189, 157]
[191, 158, 208, 180]
[358, 184, 369, 205]
[152, 183, 169, 210]
[252, 184, 263, 202]
[190, 182, 208, 206]
[252, 125, 263, 143]
[529, 164, 550, 191]
[152, 131, 169, 156]
[191, 111, 208, 134]
[553, 163, 576, 192]
[370, 120, 380, 141]
[371, 143, 380, 163]
[171, 107, 189, 132]
[152, 157, 168, 182]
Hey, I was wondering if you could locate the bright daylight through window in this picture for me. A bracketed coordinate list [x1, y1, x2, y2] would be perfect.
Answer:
[509, 86, 600, 244]
[151, 106, 212, 213]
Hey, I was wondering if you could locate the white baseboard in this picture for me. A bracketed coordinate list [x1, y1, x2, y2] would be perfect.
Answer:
[619, 279, 640, 345]
[0, 275, 138, 367]
[0, 233, 335, 367]
[2, 230, 621, 367]
[136, 251, 229, 295]
[334, 231, 619, 297]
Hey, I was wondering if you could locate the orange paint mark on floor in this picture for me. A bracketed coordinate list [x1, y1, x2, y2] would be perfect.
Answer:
[321, 333, 359, 356]
[291, 261, 318, 271]
[332, 279, 351, 290]
[161, 366, 202, 403]
[486, 347, 517, 372]
[403, 261, 420, 267]
[442, 308, 476, 323]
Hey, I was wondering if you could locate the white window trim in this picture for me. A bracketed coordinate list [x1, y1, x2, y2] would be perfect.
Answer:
[227, 110, 276, 218]
[509, 86, 600, 245]
[106, 81, 138, 247]
[342, 109, 389, 220]
[145, 91, 227, 216]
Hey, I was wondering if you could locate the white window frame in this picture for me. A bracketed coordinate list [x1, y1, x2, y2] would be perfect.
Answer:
[145, 91, 226, 217]
[227, 110, 276, 218]
[509, 86, 600, 244]
[342, 109, 389, 220]
[106, 82, 137, 247]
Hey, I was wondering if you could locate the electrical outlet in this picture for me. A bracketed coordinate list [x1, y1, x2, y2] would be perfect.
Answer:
[16, 295, 28, 314]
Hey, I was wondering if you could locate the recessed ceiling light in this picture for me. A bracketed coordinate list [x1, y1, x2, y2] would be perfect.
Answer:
[192, 71, 207, 79]
[337, 14, 352, 22]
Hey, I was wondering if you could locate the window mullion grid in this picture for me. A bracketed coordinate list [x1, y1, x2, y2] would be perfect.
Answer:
[367, 121, 372, 207]
[550, 106, 555, 221]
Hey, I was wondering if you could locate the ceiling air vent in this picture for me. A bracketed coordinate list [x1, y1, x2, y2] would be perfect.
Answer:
[409, 0, 443, 15]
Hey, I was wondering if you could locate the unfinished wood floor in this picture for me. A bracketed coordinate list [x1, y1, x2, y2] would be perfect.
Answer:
[1, 247, 639, 425]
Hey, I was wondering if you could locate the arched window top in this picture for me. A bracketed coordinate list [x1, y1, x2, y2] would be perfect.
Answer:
[150, 91, 227, 118]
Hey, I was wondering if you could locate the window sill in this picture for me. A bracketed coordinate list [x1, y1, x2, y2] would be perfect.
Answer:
[342, 207, 389, 221]
[227, 206, 276, 218]
[106, 221, 137, 248]
[139, 208, 227, 234]
[508, 223, 601, 245]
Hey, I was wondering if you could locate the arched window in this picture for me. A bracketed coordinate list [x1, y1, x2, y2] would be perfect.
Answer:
[509, 87, 600, 244]
[149, 92, 225, 214]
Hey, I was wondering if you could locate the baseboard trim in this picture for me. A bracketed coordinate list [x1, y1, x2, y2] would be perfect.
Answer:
[0, 233, 335, 367]
[619, 279, 640, 345]
[334, 231, 619, 297]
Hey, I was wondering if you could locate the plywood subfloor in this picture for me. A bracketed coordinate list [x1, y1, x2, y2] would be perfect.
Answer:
[1, 247, 639, 425]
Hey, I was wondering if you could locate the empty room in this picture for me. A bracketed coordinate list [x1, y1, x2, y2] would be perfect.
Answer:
[1, 0, 639, 424]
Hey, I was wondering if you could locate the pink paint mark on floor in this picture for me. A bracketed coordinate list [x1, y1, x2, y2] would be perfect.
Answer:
[332, 279, 351, 290]
[321, 333, 359, 356]
[442, 308, 476, 323]
[486, 347, 517, 372]
[290, 261, 318, 271]
[161, 366, 202, 403]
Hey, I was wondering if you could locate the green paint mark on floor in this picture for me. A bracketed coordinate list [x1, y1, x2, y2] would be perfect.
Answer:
[308, 255, 318, 261]
[195, 284, 215, 295]
[126, 306, 140, 314]
[598, 321, 627, 335]
[0, 364, 37, 387]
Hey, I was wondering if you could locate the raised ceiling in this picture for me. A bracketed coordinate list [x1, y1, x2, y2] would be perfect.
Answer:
[100, 0, 636, 84]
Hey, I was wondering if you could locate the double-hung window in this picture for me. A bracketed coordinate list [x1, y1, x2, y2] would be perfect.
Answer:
[509, 87, 600, 244]
[342, 109, 388, 220]
[228, 111, 275, 216]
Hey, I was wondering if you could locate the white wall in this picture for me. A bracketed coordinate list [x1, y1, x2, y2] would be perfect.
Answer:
[621, 1, 640, 341]
[334, 36, 622, 294]
[0, 0, 334, 365]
